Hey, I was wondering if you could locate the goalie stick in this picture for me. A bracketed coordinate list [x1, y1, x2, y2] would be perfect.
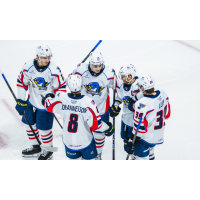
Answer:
[0, 67, 58, 152]
[29, 77, 63, 129]
[126, 117, 143, 160]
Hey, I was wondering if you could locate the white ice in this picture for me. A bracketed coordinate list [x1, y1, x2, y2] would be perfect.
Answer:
[0, 40, 200, 160]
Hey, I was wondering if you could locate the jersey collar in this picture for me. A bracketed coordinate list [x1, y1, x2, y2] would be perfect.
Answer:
[34, 59, 50, 72]
[88, 64, 105, 77]
[144, 90, 160, 99]
[68, 93, 84, 99]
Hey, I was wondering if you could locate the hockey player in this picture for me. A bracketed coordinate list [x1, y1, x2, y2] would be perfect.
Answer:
[124, 74, 171, 160]
[15, 45, 66, 160]
[42, 75, 114, 160]
[69, 52, 115, 159]
[109, 64, 144, 159]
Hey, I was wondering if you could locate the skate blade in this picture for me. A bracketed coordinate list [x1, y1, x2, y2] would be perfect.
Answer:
[22, 153, 41, 157]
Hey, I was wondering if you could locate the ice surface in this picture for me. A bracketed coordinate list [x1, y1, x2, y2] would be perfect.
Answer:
[0, 40, 200, 160]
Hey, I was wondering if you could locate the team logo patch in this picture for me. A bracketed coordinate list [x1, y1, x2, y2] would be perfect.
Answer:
[84, 82, 104, 96]
[123, 96, 130, 107]
[138, 103, 146, 109]
[33, 77, 50, 91]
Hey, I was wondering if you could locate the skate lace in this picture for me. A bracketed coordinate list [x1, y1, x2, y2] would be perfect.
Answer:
[27, 145, 34, 151]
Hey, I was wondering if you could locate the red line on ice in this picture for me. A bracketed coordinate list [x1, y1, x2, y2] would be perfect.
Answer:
[1, 99, 23, 126]
[175, 40, 200, 53]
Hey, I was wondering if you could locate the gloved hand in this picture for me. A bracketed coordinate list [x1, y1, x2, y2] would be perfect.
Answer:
[128, 97, 136, 112]
[109, 104, 121, 117]
[124, 138, 134, 154]
[15, 99, 28, 115]
[105, 122, 115, 137]
[42, 93, 55, 106]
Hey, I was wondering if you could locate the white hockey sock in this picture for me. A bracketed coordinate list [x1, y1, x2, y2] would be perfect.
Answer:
[94, 134, 105, 154]
[149, 147, 155, 160]
[25, 124, 40, 146]
[40, 129, 53, 147]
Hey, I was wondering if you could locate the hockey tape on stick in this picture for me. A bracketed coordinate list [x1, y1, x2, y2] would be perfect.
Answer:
[126, 117, 143, 160]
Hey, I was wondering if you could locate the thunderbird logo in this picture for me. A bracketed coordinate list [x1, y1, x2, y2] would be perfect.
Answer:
[33, 77, 50, 91]
[123, 96, 130, 107]
[84, 82, 104, 96]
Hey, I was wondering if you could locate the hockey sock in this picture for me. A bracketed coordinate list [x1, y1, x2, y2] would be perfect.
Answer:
[40, 129, 53, 147]
[25, 124, 40, 146]
[94, 134, 105, 154]
[149, 147, 155, 160]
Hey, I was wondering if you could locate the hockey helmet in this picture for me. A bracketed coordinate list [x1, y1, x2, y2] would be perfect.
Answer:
[68, 75, 82, 92]
[36, 45, 53, 58]
[89, 52, 104, 66]
[138, 74, 155, 91]
[118, 64, 136, 83]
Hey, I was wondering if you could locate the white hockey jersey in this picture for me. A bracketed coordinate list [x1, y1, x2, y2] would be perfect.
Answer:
[115, 77, 144, 127]
[133, 90, 171, 145]
[17, 59, 66, 110]
[44, 93, 109, 150]
[71, 63, 115, 115]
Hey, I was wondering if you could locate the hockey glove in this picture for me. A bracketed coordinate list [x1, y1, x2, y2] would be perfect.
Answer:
[109, 104, 121, 117]
[124, 138, 134, 154]
[42, 93, 55, 106]
[105, 122, 115, 137]
[128, 97, 136, 112]
[15, 99, 28, 115]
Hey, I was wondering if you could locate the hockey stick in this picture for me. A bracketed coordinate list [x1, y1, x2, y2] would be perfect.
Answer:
[81, 40, 102, 63]
[29, 77, 63, 129]
[112, 73, 117, 160]
[126, 117, 143, 160]
[0, 67, 58, 152]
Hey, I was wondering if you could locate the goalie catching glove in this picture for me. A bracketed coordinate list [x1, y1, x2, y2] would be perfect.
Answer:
[15, 99, 28, 115]
[109, 104, 121, 117]
[105, 122, 115, 136]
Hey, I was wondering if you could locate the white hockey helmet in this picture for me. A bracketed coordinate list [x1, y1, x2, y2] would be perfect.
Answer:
[118, 64, 136, 83]
[138, 74, 155, 91]
[36, 45, 53, 58]
[68, 75, 82, 92]
[89, 51, 104, 66]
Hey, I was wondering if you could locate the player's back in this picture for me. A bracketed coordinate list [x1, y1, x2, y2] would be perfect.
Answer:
[134, 90, 171, 144]
[59, 93, 98, 150]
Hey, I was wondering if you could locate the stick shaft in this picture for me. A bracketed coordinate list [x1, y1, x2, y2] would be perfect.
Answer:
[81, 40, 102, 63]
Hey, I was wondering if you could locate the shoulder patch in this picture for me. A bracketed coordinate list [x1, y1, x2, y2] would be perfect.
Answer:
[138, 103, 146, 109]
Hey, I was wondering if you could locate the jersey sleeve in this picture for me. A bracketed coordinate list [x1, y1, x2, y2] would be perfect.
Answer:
[114, 79, 123, 106]
[85, 99, 109, 133]
[17, 64, 30, 100]
[52, 66, 67, 95]
[163, 91, 171, 120]
[107, 68, 115, 90]
[44, 95, 63, 114]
